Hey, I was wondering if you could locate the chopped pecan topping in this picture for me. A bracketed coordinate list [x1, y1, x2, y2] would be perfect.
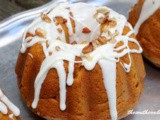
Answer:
[92, 40, 101, 48]
[55, 46, 61, 51]
[112, 30, 119, 38]
[55, 17, 68, 24]
[27, 39, 32, 43]
[66, 7, 70, 10]
[80, 53, 85, 57]
[109, 19, 117, 27]
[97, 36, 108, 44]
[96, 15, 109, 24]
[82, 43, 94, 54]
[71, 41, 77, 45]
[103, 26, 109, 33]
[56, 37, 61, 40]
[63, 19, 68, 23]
[96, 17, 104, 24]
[108, 30, 119, 41]
[46, 41, 49, 48]
[82, 27, 91, 34]
[70, 33, 74, 37]
[49, 52, 52, 56]
[103, 16, 109, 23]
[41, 13, 51, 23]
[57, 28, 63, 33]
[35, 28, 46, 38]
[80, 41, 87, 44]
[86, 55, 93, 61]
[110, 39, 116, 44]
[55, 21, 59, 26]
[97, 8, 110, 15]
[95, 8, 110, 24]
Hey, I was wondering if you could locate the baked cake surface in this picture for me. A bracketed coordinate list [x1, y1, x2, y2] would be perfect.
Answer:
[0, 89, 20, 120]
[16, 2, 146, 120]
[128, 0, 160, 67]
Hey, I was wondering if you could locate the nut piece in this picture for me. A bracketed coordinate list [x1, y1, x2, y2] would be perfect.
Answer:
[82, 43, 94, 54]
[41, 13, 51, 23]
[95, 8, 110, 24]
[112, 30, 119, 38]
[55, 17, 68, 24]
[49, 52, 52, 56]
[103, 26, 109, 33]
[82, 27, 91, 34]
[35, 28, 46, 38]
[109, 19, 117, 27]
[70, 33, 74, 37]
[97, 8, 110, 15]
[57, 28, 63, 33]
[96, 17, 104, 24]
[71, 41, 77, 45]
[103, 16, 109, 23]
[96, 15, 109, 24]
[46, 41, 49, 48]
[55, 46, 61, 51]
[63, 19, 68, 24]
[110, 39, 116, 44]
[92, 39, 101, 48]
[86, 55, 93, 61]
[97, 36, 108, 44]
[55, 21, 59, 26]
[56, 37, 62, 41]
[80, 41, 87, 44]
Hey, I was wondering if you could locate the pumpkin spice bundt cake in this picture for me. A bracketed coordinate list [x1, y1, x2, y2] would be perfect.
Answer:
[0, 89, 20, 120]
[128, 0, 160, 67]
[16, 2, 146, 120]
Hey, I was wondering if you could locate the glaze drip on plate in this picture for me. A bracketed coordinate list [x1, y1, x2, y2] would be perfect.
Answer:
[134, 0, 160, 35]
[0, 89, 20, 118]
[20, 2, 142, 120]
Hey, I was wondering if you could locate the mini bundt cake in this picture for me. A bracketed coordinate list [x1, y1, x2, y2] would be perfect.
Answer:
[16, 2, 146, 120]
[0, 89, 20, 120]
[128, 0, 160, 67]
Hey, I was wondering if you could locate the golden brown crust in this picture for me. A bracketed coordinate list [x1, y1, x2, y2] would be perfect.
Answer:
[0, 100, 21, 120]
[128, 0, 160, 67]
[0, 113, 20, 120]
[15, 24, 145, 120]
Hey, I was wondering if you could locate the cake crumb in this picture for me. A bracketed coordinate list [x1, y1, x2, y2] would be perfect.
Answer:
[41, 13, 51, 23]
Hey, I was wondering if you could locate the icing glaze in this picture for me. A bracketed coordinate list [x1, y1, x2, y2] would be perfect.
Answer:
[134, 0, 160, 35]
[0, 89, 20, 118]
[99, 60, 117, 119]
[0, 101, 7, 114]
[20, 2, 142, 120]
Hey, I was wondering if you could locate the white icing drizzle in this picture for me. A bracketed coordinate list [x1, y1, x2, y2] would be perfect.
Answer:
[0, 89, 20, 117]
[0, 102, 7, 114]
[134, 0, 160, 35]
[66, 59, 75, 86]
[32, 41, 87, 109]
[20, 2, 142, 120]
[70, 3, 100, 43]
[99, 60, 117, 120]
